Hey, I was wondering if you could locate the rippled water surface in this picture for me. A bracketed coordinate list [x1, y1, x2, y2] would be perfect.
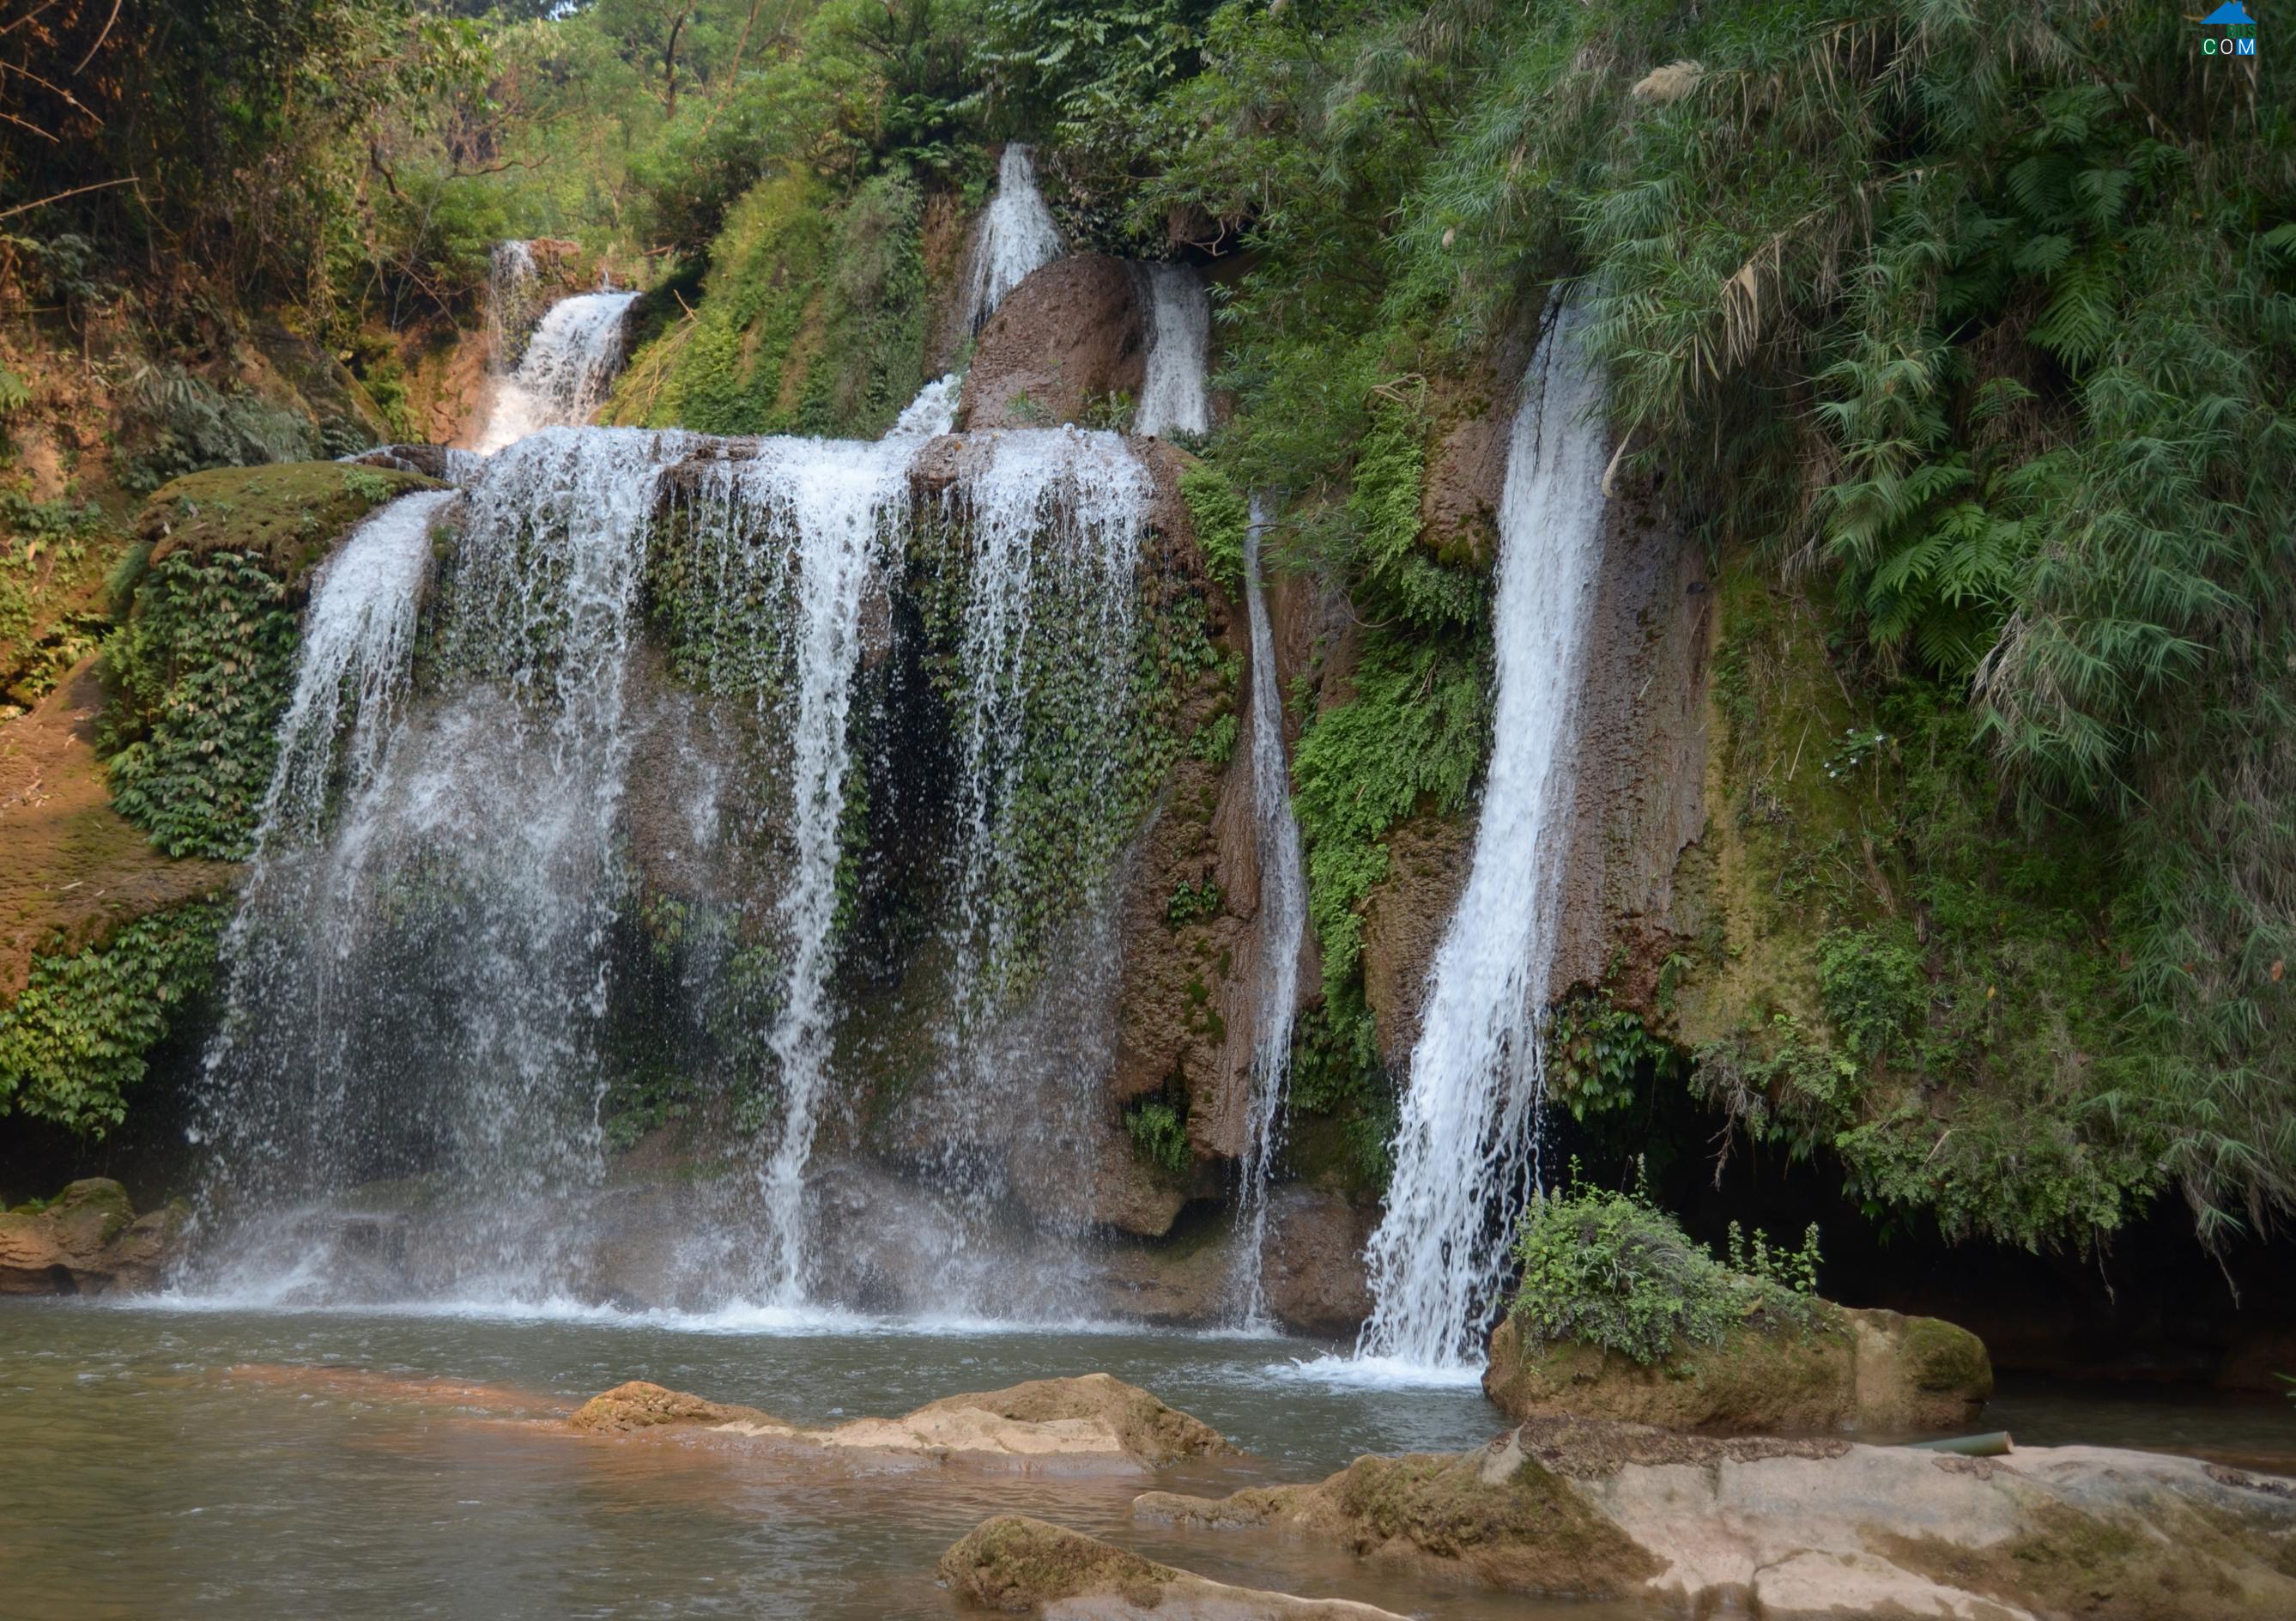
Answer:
[0, 1302, 1622, 1621]
[9, 1301, 2293, 1620]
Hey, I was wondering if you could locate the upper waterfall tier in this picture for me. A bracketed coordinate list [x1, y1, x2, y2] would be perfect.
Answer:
[962, 144, 1063, 333]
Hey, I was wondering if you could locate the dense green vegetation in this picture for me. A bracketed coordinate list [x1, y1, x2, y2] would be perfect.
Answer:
[1511, 1164, 1825, 1365]
[0, 900, 228, 1135]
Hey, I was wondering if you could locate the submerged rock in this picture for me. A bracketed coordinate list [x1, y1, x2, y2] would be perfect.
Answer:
[0, 1179, 184, 1295]
[937, 1515, 1406, 1619]
[1482, 1303, 1991, 1436]
[1136, 1415, 2296, 1619]
[571, 1372, 1232, 1471]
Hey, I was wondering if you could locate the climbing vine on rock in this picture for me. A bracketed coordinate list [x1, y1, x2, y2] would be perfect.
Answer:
[0, 899, 229, 1136]
[101, 548, 299, 859]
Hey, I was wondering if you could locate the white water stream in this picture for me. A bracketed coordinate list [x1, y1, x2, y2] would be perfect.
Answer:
[963, 144, 1063, 331]
[473, 287, 639, 453]
[1135, 263, 1211, 436]
[1229, 497, 1308, 1325]
[1355, 303, 1610, 1370]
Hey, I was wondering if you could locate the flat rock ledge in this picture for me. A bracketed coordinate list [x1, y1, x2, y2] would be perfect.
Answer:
[569, 1372, 1232, 1472]
[938, 1515, 1404, 1619]
[1135, 1416, 2296, 1620]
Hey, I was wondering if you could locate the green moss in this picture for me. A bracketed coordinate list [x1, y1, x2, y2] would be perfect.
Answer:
[620, 173, 930, 440]
[1124, 1097, 1189, 1174]
[1291, 630, 1487, 999]
[133, 463, 433, 591]
[1675, 559, 2159, 1248]
[0, 897, 228, 1136]
[1178, 462, 1246, 594]
[1319, 1446, 1662, 1595]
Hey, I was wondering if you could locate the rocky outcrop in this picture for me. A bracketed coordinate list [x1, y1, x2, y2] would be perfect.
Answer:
[938, 1515, 1407, 1619]
[1257, 1187, 1376, 1336]
[1482, 1306, 1991, 1436]
[957, 254, 1145, 431]
[1357, 812, 1472, 1073]
[1547, 478, 1712, 1005]
[0, 1179, 184, 1295]
[571, 1373, 1232, 1471]
[1138, 1416, 2296, 1619]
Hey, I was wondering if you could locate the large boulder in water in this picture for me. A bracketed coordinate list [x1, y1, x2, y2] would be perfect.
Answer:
[1136, 1416, 2296, 1618]
[571, 1372, 1231, 1471]
[0, 1179, 183, 1295]
[938, 1515, 1408, 1618]
[957, 254, 1145, 431]
[1483, 1305, 1991, 1436]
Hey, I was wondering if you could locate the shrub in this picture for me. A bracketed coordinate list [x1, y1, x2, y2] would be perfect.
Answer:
[1510, 1164, 1822, 1366]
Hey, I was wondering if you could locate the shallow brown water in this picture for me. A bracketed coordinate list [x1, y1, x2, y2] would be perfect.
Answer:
[0, 1302, 1641, 1620]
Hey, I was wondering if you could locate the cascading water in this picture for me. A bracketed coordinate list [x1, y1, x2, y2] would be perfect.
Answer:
[1228, 496, 1308, 1326]
[485, 240, 540, 367]
[472, 287, 640, 454]
[1354, 302, 1610, 1369]
[655, 378, 957, 1305]
[251, 490, 456, 848]
[1134, 263, 1211, 436]
[962, 144, 1063, 332]
[185, 429, 694, 1302]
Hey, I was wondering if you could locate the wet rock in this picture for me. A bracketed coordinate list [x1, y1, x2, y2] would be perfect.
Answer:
[1138, 1416, 2296, 1618]
[1256, 1187, 1374, 1338]
[937, 1515, 1407, 1619]
[1482, 1305, 1990, 1436]
[957, 255, 1145, 432]
[0, 1179, 185, 1296]
[572, 1372, 1232, 1471]
[1356, 812, 1473, 1073]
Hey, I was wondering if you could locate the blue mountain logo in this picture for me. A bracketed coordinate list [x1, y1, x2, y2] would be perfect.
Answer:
[2202, 3, 2255, 22]
[2199, 1, 2259, 53]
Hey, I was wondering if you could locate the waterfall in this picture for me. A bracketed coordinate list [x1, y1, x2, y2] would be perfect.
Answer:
[658, 378, 956, 1305]
[473, 288, 640, 454]
[1134, 264, 1211, 436]
[252, 490, 454, 847]
[1355, 303, 1610, 1369]
[963, 144, 1063, 332]
[1229, 496, 1308, 1326]
[485, 240, 540, 367]
[186, 428, 694, 1302]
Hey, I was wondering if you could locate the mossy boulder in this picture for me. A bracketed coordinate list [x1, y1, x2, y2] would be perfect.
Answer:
[137, 461, 437, 592]
[1484, 1303, 1990, 1436]
[937, 1515, 1405, 1618]
[1136, 1434, 1663, 1598]
[0, 1178, 185, 1295]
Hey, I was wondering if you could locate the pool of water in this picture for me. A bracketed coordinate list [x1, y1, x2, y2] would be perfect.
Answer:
[0, 1301, 1624, 1621]
[7, 1300, 2293, 1620]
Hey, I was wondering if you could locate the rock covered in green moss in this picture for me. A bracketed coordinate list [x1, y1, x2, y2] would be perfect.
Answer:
[0, 1178, 184, 1294]
[937, 1515, 1405, 1618]
[1483, 1304, 1990, 1436]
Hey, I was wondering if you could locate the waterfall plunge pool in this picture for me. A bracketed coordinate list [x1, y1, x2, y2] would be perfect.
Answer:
[6, 1301, 2293, 1619]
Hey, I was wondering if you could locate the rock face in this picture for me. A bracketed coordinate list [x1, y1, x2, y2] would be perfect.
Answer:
[1483, 1306, 1992, 1436]
[570, 1373, 1231, 1471]
[0, 1179, 183, 1295]
[938, 1515, 1407, 1619]
[958, 254, 1145, 431]
[1138, 1416, 2296, 1619]
[0, 659, 238, 997]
